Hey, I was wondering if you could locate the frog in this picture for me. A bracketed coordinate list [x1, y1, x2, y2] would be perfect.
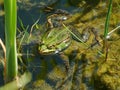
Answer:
[39, 8, 101, 54]
[38, 27, 71, 55]
[38, 8, 72, 55]
[37, 8, 73, 72]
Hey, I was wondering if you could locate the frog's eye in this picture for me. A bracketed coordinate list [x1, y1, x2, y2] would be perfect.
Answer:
[55, 50, 60, 54]
[62, 16, 67, 21]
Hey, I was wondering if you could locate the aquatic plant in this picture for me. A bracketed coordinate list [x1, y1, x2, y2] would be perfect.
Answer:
[0, 0, 32, 89]
[104, 0, 112, 38]
[2, 0, 30, 82]
[103, 0, 112, 61]
[4, 0, 18, 81]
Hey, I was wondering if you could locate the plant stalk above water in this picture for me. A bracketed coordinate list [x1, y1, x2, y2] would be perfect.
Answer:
[4, 0, 18, 81]
[103, 0, 112, 61]
[104, 0, 112, 38]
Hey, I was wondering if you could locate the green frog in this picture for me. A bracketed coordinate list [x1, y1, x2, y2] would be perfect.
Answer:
[38, 27, 71, 55]
[38, 9, 72, 55]
[37, 10, 72, 71]
[38, 8, 100, 55]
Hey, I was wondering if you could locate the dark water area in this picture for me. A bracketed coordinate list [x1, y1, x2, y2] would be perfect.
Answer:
[0, 13, 4, 41]
[17, 0, 81, 27]
[0, 63, 4, 86]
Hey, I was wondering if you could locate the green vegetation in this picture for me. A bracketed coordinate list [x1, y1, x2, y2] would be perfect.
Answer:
[4, 0, 18, 81]
[103, 0, 112, 61]
[104, 0, 112, 38]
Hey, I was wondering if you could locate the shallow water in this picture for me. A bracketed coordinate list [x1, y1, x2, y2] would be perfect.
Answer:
[0, 0, 120, 90]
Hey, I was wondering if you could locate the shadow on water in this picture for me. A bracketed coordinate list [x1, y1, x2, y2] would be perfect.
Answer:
[0, 14, 4, 41]
[20, 52, 68, 89]
[0, 60, 4, 86]
[17, 0, 82, 28]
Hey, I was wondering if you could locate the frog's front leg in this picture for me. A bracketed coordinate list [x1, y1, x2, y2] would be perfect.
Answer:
[58, 52, 70, 73]
[90, 27, 101, 48]
[47, 18, 54, 29]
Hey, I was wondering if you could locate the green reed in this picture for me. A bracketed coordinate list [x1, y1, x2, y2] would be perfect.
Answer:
[4, 0, 18, 81]
[104, 0, 112, 38]
[103, 0, 112, 60]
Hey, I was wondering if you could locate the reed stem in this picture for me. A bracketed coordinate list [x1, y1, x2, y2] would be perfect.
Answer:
[4, 0, 18, 81]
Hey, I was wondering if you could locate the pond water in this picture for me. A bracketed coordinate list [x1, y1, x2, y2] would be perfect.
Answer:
[0, 0, 120, 90]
